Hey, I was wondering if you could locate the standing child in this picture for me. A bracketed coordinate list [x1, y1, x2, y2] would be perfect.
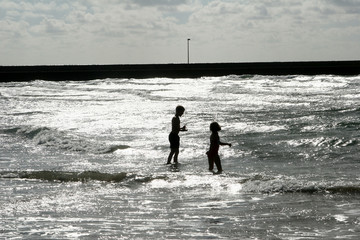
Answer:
[167, 105, 187, 164]
[206, 122, 231, 173]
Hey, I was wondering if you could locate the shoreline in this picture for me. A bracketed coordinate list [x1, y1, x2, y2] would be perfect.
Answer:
[1, 60, 360, 81]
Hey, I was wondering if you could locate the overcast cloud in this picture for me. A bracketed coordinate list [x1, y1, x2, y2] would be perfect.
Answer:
[1, 0, 360, 65]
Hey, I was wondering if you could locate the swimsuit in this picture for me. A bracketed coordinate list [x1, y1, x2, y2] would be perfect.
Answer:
[169, 132, 180, 149]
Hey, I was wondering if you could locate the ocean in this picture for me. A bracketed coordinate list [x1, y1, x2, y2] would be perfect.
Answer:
[1, 75, 359, 239]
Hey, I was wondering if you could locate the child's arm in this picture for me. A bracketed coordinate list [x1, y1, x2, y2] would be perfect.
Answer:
[219, 141, 231, 147]
[180, 124, 187, 131]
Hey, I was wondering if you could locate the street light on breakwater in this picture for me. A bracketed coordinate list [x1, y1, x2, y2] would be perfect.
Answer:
[187, 38, 190, 64]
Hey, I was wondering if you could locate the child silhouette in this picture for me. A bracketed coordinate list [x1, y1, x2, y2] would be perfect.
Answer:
[206, 122, 231, 173]
[167, 105, 187, 164]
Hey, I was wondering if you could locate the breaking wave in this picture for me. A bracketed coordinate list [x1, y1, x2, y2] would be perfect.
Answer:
[240, 174, 360, 195]
[287, 136, 358, 148]
[0, 170, 167, 183]
[1, 170, 358, 195]
[1, 126, 129, 154]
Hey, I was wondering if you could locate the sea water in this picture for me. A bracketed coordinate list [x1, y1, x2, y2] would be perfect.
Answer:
[0, 75, 359, 239]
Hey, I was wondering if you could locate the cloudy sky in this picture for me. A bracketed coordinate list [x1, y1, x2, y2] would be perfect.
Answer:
[1, 0, 360, 65]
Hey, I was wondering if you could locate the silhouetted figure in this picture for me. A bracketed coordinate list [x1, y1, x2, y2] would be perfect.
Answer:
[167, 106, 187, 164]
[206, 122, 231, 173]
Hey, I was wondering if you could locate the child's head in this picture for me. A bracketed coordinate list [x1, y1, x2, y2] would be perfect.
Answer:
[210, 122, 221, 132]
[175, 105, 185, 116]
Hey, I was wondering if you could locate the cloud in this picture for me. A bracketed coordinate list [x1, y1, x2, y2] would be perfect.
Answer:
[1, 0, 360, 65]
[327, 0, 360, 13]
[182, 0, 360, 62]
[131, 0, 188, 7]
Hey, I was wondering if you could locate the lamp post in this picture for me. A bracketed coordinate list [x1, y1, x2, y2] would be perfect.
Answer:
[187, 38, 190, 64]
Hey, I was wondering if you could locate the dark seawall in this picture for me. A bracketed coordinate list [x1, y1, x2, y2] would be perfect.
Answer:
[1, 61, 360, 81]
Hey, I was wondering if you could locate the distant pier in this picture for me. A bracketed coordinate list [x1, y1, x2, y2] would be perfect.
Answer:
[1, 61, 360, 81]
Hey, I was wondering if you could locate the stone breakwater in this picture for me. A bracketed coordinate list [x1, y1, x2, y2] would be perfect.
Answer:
[1, 61, 360, 81]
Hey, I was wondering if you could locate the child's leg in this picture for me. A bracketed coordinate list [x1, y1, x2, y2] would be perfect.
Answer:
[167, 148, 179, 164]
[167, 149, 175, 164]
[207, 154, 214, 171]
[173, 149, 179, 163]
[214, 155, 222, 172]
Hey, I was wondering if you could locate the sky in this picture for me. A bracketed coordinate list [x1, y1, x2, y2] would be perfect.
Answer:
[1, 0, 360, 65]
